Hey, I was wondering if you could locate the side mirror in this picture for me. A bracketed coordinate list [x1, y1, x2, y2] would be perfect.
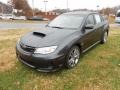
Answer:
[85, 24, 94, 29]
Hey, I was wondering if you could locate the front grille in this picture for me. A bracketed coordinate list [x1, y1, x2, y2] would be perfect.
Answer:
[20, 43, 35, 52]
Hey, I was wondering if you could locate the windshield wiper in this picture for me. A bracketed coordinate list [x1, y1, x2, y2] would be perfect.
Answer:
[51, 26, 64, 29]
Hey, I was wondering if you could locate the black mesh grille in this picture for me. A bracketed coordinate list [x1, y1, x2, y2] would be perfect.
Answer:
[20, 43, 35, 52]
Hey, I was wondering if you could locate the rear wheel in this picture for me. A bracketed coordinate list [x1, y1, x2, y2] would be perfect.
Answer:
[65, 46, 80, 69]
[101, 31, 108, 44]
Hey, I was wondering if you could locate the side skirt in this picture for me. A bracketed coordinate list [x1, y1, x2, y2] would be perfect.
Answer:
[82, 41, 100, 53]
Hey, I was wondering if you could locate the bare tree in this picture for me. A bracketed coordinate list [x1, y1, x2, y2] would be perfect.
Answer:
[9, 0, 32, 17]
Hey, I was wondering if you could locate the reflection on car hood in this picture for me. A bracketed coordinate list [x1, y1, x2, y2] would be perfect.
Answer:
[20, 27, 78, 48]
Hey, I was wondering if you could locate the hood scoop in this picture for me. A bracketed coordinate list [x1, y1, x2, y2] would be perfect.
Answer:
[33, 32, 46, 37]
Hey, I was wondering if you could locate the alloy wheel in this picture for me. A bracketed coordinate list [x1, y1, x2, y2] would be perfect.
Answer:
[67, 46, 80, 68]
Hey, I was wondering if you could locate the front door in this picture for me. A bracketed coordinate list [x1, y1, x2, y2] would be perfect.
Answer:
[81, 14, 97, 51]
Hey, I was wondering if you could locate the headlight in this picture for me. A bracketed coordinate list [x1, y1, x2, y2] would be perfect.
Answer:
[34, 46, 57, 54]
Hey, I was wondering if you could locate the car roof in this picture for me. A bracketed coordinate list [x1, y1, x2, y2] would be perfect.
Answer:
[63, 11, 98, 16]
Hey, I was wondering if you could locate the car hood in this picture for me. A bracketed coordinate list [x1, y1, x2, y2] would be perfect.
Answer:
[20, 27, 78, 48]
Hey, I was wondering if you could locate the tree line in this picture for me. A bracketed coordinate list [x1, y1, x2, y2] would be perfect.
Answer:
[9, 0, 33, 17]
[1, 0, 120, 17]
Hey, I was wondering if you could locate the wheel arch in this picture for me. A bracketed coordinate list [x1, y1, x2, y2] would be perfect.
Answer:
[73, 43, 82, 53]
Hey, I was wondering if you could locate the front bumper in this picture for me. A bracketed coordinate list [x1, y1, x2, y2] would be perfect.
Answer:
[16, 43, 65, 72]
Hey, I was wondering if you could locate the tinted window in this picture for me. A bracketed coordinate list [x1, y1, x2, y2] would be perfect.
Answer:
[94, 14, 102, 24]
[86, 15, 95, 25]
[48, 14, 84, 29]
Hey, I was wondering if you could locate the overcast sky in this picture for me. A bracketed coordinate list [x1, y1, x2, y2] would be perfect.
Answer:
[0, 0, 120, 11]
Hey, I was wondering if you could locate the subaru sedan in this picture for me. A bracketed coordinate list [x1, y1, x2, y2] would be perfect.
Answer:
[16, 11, 109, 72]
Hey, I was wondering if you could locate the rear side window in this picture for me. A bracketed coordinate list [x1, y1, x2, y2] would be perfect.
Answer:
[94, 14, 102, 24]
[86, 15, 95, 25]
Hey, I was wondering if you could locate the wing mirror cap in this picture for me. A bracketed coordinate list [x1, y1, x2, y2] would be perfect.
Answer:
[85, 24, 94, 29]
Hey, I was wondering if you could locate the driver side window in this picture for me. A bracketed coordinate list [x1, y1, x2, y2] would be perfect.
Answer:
[86, 15, 95, 25]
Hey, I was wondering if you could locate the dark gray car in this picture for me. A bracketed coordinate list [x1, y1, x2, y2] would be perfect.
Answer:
[16, 11, 109, 72]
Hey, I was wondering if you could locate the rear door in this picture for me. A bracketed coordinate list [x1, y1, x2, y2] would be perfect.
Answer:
[93, 14, 104, 42]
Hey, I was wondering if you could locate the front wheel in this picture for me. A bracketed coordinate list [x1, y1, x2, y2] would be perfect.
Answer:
[101, 31, 108, 44]
[65, 46, 80, 69]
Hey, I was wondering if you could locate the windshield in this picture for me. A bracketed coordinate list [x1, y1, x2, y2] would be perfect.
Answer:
[48, 14, 84, 29]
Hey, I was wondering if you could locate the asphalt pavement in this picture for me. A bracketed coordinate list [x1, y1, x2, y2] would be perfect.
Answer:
[0, 22, 46, 30]
[0, 21, 119, 30]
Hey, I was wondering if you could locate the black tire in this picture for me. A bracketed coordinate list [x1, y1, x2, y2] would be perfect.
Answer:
[65, 46, 80, 69]
[101, 31, 108, 44]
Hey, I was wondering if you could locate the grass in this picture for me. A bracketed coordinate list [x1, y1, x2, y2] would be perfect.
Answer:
[0, 27, 120, 90]
[108, 16, 115, 24]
